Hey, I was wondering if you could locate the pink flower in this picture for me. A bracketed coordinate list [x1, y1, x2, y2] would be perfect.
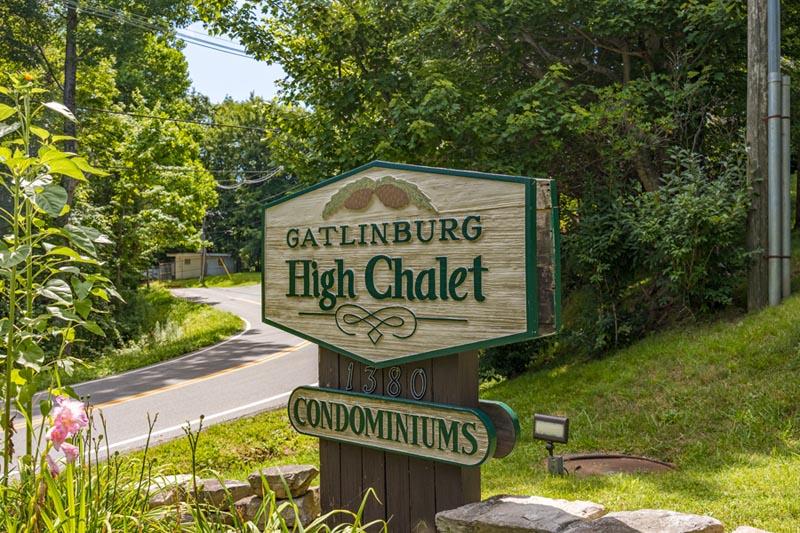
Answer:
[46, 454, 60, 477]
[47, 424, 67, 450]
[50, 396, 88, 438]
[61, 442, 79, 463]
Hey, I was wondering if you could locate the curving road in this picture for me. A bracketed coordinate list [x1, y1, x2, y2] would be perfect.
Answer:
[11, 284, 317, 460]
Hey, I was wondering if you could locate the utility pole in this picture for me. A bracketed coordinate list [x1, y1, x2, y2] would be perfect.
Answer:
[62, 0, 78, 216]
[199, 214, 207, 286]
[747, 0, 769, 311]
[766, 0, 782, 306]
[782, 74, 791, 298]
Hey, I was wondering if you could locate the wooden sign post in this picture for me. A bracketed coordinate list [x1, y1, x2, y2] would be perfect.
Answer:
[263, 161, 560, 532]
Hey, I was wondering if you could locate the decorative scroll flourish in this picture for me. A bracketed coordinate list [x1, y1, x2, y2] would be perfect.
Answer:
[335, 304, 418, 344]
[298, 305, 468, 345]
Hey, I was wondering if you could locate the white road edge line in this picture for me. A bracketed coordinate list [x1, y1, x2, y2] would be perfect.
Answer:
[105, 382, 319, 452]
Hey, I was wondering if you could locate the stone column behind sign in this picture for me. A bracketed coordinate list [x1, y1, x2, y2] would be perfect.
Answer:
[318, 349, 480, 532]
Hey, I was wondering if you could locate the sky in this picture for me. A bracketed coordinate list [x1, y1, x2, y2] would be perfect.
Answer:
[181, 23, 286, 103]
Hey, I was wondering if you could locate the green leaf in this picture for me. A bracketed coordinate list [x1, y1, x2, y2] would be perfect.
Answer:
[94, 233, 113, 245]
[47, 306, 80, 322]
[91, 287, 110, 302]
[18, 381, 38, 405]
[72, 279, 92, 300]
[47, 246, 81, 259]
[22, 173, 53, 191]
[0, 103, 15, 122]
[39, 399, 52, 418]
[56, 358, 75, 376]
[72, 157, 109, 177]
[50, 135, 77, 143]
[74, 298, 91, 319]
[0, 245, 31, 268]
[40, 278, 73, 305]
[42, 102, 76, 122]
[47, 157, 86, 181]
[83, 321, 105, 337]
[34, 184, 68, 216]
[10, 369, 26, 386]
[0, 122, 21, 139]
[64, 224, 97, 255]
[30, 126, 50, 140]
[105, 285, 124, 302]
[39, 145, 69, 163]
[59, 265, 80, 274]
[17, 338, 45, 367]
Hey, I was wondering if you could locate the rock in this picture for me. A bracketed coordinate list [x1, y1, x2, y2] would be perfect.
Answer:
[189, 478, 253, 509]
[732, 527, 773, 533]
[234, 494, 263, 525]
[233, 486, 321, 528]
[150, 506, 195, 525]
[435, 495, 606, 533]
[279, 486, 322, 528]
[248, 464, 319, 499]
[148, 488, 184, 509]
[564, 509, 723, 533]
[145, 474, 192, 509]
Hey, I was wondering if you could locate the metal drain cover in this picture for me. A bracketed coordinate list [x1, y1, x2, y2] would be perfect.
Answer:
[561, 454, 675, 477]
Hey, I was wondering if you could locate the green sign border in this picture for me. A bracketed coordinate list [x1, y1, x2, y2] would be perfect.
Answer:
[287, 385, 498, 467]
[262, 160, 561, 368]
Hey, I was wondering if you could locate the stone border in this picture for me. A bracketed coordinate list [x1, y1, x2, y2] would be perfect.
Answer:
[435, 495, 770, 533]
[146, 464, 322, 527]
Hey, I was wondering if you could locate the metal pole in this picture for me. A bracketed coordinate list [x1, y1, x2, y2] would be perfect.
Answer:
[766, 0, 781, 305]
[199, 214, 207, 286]
[782, 74, 791, 298]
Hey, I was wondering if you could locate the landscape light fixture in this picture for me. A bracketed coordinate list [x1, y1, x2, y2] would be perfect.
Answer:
[533, 414, 569, 475]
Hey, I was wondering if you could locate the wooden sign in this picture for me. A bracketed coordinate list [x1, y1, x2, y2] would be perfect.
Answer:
[288, 386, 496, 466]
[262, 161, 561, 368]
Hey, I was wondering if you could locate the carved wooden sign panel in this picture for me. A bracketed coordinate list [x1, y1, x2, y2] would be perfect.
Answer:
[262, 161, 560, 368]
[288, 386, 496, 467]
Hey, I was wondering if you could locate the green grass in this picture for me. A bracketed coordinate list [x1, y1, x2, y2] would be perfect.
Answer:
[132, 410, 318, 480]
[480, 295, 800, 532]
[161, 271, 261, 289]
[138, 293, 800, 531]
[53, 287, 244, 387]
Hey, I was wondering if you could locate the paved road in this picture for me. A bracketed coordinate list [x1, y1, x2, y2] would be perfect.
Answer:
[11, 284, 317, 461]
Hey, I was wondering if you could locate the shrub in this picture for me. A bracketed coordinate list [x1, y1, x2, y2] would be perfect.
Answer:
[630, 148, 750, 313]
[482, 147, 749, 376]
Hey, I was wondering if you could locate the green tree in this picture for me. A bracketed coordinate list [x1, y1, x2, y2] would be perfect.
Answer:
[199, 96, 296, 270]
[197, 0, 748, 195]
[0, 0, 220, 288]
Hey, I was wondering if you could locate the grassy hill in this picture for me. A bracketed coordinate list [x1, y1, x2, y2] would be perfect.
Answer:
[141, 294, 800, 532]
[482, 295, 800, 532]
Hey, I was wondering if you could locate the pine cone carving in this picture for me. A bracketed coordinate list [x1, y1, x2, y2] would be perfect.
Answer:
[343, 188, 374, 210]
[375, 183, 409, 209]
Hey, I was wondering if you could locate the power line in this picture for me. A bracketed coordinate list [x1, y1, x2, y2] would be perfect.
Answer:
[216, 167, 285, 189]
[58, 0, 256, 60]
[105, 164, 288, 190]
[107, 165, 279, 175]
[78, 106, 267, 132]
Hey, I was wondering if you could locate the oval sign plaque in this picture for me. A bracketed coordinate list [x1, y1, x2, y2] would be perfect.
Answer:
[288, 386, 497, 467]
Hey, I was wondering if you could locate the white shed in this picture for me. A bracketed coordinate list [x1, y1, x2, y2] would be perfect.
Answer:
[166, 253, 237, 280]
